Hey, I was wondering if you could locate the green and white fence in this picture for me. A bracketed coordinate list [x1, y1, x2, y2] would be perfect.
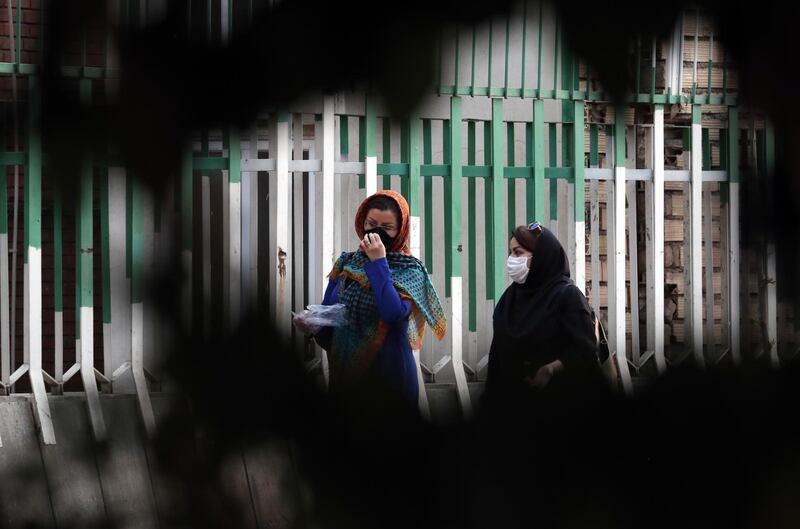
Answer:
[0, 1, 796, 443]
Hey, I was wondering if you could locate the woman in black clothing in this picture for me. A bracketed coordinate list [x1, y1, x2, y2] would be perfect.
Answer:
[475, 224, 612, 529]
[484, 222, 599, 401]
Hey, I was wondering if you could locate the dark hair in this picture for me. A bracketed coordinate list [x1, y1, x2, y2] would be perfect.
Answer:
[511, 224, 542, 253]
[364, 195, 402, 225]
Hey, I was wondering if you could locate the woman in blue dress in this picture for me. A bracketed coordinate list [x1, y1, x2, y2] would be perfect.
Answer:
[294, 190, 446, 405]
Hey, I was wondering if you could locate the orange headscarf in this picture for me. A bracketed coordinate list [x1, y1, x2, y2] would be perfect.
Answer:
[354, 190, 412, 255]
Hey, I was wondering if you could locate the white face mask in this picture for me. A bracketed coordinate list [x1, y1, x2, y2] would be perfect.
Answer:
[506, 255, 530, 284]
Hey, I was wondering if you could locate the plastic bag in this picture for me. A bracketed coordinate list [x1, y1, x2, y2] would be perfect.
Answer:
[292, 303, 349, 335]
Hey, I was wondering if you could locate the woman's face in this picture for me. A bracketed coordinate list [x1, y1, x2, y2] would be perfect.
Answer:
[509, 237, 533, 268]
[364, 208, 400, 238]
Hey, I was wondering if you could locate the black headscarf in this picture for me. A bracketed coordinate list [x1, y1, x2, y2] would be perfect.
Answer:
[492, 227, 580, 341]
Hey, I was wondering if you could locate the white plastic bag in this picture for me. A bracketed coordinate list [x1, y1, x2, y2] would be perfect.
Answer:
[292, 303, 349, 335]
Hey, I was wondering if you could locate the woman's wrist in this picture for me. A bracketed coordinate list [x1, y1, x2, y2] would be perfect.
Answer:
[365, 255, 387, 266]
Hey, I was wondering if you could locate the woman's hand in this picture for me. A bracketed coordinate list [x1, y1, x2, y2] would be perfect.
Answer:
[292, 312, 314, 335]
[526, 360, 564, 390]
[359, 233, 386, 262]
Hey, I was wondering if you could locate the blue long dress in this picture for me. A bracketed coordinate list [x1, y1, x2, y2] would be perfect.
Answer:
[313, 257, 419, 403]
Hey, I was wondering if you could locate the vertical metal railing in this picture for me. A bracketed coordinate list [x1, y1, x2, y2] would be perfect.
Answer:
[1, 1, 795, 447]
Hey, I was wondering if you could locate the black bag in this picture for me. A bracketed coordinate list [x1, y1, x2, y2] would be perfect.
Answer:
[592, 310, 610, 364]
[592, 310, 619, 390]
